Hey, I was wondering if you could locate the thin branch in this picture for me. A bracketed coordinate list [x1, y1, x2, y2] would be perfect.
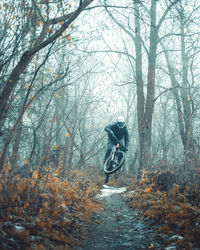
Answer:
[77, 48, 136, 62]
[154, 85, 180, 102]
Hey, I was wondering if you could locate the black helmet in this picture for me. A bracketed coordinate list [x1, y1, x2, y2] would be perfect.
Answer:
[117, 116, 125, 128]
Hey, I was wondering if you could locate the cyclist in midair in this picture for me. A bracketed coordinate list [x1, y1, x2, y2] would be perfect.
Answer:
[104, 116, 129, 165]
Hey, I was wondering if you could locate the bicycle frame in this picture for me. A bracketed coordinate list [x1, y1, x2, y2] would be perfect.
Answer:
[111, 143, 120, 161]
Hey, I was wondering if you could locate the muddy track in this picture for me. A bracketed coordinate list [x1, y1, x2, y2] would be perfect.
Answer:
[74, 185, 162, 250]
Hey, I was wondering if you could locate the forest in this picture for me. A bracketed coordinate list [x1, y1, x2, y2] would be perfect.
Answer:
[0, 0, 200, 249]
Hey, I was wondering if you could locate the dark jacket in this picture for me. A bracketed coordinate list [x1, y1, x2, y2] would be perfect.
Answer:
[104, 122, 129, 148]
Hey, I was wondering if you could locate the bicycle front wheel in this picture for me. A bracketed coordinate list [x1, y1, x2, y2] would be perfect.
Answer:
[104, 151, 125, 174]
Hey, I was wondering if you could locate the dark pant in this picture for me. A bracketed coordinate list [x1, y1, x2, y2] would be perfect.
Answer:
[104, 138, 115, 163]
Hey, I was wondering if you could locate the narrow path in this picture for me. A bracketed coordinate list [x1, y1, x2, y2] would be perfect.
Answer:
[75, 185, 161, 250]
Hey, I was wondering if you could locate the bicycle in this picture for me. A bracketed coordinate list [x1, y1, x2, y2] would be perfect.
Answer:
[103, 137, 126, 183]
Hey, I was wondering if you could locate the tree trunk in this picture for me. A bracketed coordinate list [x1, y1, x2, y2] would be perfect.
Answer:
[180, 17, 195, 159]
[162, 10, 196, 162]
[134, 0, 158, 174]
[134, 1, 145, 172]
[144, 0, 157, 167]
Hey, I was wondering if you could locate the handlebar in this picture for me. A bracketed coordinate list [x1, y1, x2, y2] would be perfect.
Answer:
[110, 134, 126, 152]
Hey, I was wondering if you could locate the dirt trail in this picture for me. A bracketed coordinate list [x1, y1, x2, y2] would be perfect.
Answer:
[74, 185, 162, 250]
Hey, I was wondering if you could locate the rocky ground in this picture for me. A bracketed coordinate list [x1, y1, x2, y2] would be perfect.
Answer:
[74, 185, 164, 250]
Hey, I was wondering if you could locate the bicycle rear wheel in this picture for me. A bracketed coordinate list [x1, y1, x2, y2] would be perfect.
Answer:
[105, 173, 109, 183]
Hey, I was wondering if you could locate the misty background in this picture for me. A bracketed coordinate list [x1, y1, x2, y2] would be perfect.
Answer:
[0, 0, 200, 178]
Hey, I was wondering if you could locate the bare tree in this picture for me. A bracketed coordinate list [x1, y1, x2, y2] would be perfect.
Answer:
[161, 1, 200, 162]
[0, 0, 95, 170]
[0, 0, 94, 132]
[103, 0, 181, 175]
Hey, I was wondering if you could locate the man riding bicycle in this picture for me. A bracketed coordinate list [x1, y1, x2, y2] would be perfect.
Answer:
[104, 116, 129, 165]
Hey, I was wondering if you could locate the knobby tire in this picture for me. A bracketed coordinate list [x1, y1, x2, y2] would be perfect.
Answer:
[103, 151, 125, 174]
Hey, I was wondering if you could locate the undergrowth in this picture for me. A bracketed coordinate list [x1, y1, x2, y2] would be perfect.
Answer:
[0, 165, 103, 249]
[126, 166, 200, 249]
